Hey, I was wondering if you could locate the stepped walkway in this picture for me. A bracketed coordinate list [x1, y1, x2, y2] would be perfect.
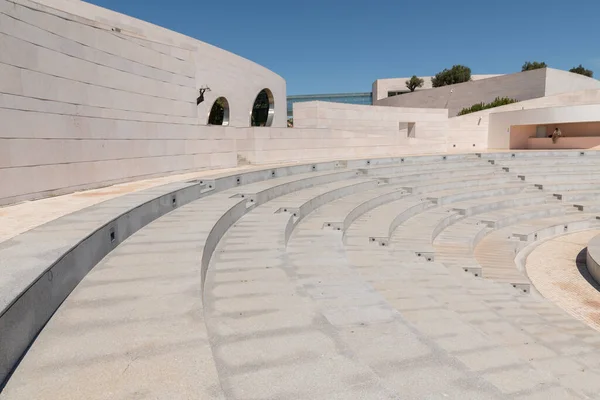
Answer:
[3, 151, 600, 399]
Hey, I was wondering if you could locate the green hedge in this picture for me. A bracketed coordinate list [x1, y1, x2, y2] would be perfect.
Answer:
[457, 97, 518, 116]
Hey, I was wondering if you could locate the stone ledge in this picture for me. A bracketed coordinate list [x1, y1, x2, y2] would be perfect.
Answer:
[587, 232, 600, 286]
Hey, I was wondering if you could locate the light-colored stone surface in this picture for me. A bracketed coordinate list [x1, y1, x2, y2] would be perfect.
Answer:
[0, 165, 253, 244]
[293, 101, 449, 141]
[489, 104, 600, 150]
[526, 230, 600, 331]
[4, 0, 600, 207]
[4, 0, 600, 395]
[0, 0, 284, 204]
[372, 74, 503, 101]
[375, 68, 600, 117]
[4, 152, 600, 399]
[447, 87, 600, 151]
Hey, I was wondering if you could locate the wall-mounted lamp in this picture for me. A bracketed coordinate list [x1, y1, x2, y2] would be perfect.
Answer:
[197, 86, 211, 105]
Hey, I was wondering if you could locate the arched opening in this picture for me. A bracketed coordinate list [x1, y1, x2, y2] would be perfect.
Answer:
[250, 89, 274, 127]
[207, 97, 230, 126]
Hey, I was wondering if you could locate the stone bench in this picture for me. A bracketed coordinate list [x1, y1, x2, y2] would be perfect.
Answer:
[503, 163, 600, 174]
[358, 159, 491, 177]
[518, 172, 600, 183]
[480, 150, 600, 161]
[553, 189, 600, 202]
[0, 156, 386, 387]
[425, 183, 529, 205]
[535, 182, 600, 192]
[403, 175, 517, 194]
[528, 136, 600, 150]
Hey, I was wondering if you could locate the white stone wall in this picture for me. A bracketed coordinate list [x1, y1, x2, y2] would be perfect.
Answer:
[375, 70, 550, 116]
[372, 74, 502, 102]
[293, 101, 449, 141]
[447, 88, 600, 151]
[0, 0, 285, 204]
[236, 127, 448, 164]
[545, 68, 600, 97]
[20, 0, 288, 128]
[488, 104, 600, 149]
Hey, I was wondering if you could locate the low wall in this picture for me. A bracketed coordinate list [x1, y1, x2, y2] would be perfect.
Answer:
[510, 121, 600, 149]
[527, 137, 600, 150]
[293, 101, 449, 139]
[489, 104, 600, 149]
[375, 69, 548, 116]
[371, 74, 502, 102]
[0, 107, 237, 205]
[447, 88, 600, 151]
[236, 126, 448, 164]
[375, 69, 600, 118]
[586, 234, 600, 286]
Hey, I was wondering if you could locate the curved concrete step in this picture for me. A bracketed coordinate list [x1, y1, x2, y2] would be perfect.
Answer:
[504, 163, 600, 174]
[297, 184, 404, 230]
[0, 157, 379, 389]
[480, 150, 600, 160]
[572, 202, 600, 213]
[359, 159, 495, 177]
[5, 152, 600, 399]
[383, 193, 558, 260]
[518, 172, 600, 184]
[434, 205, 574, 281]
[554, 189, 600, 202]
[404, 175, 517, 194]
[475, 214, 600, 290]
[426, 183, 529, 205]
[363, 197, 436, 247]
[535, 182, 600, 192]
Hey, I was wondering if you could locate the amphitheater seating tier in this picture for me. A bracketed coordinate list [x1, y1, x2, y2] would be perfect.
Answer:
[3, 151, 600, 398]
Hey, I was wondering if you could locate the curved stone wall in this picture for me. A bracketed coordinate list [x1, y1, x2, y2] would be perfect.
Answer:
[0, 0, 286, 205]
[586, 233, 600, 285]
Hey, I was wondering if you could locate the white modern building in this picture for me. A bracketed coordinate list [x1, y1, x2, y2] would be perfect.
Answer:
[2, 0, 600, 205]
[372, 74, 502, 101]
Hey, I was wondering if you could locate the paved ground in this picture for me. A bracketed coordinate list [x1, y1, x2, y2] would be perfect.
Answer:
[526, 230, 600, 332]
[0, 166, 254, 244]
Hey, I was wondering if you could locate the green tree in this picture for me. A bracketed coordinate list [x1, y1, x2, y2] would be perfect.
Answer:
[405, 75, 425, 92]
[521, 61, 547, 71]
[569, 64, 593, 78]
[431, 65, 471, 88]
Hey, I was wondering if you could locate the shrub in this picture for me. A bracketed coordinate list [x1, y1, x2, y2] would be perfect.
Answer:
[569, 64, 593, 78]
[521, 61, 547, 71]
[405, 75, 425, 92]
[431, 65, 471, 88]
[457, 96, 518, 116]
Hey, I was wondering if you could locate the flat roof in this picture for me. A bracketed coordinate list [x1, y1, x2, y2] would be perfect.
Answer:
[287, 92, 372, 100]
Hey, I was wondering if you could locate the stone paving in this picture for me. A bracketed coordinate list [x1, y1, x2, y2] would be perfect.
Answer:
[526, 230, 600, 332]
[0, 165, 253, 244]
[3, 152, 600, 399]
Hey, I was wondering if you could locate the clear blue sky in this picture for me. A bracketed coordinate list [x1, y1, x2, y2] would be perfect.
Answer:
[87, 0, 599, 95]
